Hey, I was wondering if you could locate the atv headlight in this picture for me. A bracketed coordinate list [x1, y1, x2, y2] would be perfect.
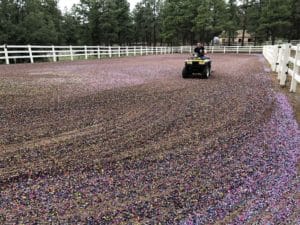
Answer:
[186, 61, 192, 65]
[198, 61, 205, 65]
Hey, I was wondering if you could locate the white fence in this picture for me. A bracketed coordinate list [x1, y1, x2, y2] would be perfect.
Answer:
[0, 45, 263, 65]
[263, 44, 300, 92]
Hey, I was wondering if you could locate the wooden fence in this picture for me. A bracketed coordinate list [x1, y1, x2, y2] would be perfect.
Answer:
[0, 45, 263, 65]
[263, 44, 300, 92]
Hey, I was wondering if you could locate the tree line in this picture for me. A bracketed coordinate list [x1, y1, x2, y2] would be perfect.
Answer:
[0, 0, 299, 46]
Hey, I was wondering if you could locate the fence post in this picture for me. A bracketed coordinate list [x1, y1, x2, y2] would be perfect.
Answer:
[279, 44, 291, 86]
[224, 46, 226, 54]
[4, 45, 9, 64]
[146, 46, 148, 55]
[212, 46, 214, 54]
[180, 46, 183, 54]
[276, 45, 283, 73]
[272, 45, 280, 71]
[290, 44, 300, 92]
[140, 46, 143, 56]
[171, 47, 174, 54]
[237, 46, 239, 54]
[70, 45, 74, 61]
[249, 46, 252, 54]
[134, 46, 136, 56]
[51, 45, 56, 62]
[97, 46, 100, 59]
[28, 45, 34, 63]
[126, 46, 129, 56]
[118, 46, 121, 57]
[109, 46, 112, 58]
[84, 45, 88, 60]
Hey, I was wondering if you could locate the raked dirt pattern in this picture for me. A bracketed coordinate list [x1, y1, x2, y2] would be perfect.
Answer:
[0, 54, 299, 224]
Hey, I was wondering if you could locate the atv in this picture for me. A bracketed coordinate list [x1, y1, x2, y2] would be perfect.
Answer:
[182, 54, 212, 79]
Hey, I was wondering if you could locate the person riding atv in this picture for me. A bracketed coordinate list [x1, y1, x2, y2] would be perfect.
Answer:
[194, 42, 209, 59]
[182, 43, 212, 78]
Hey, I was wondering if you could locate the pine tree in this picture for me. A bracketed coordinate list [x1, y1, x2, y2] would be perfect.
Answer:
[193, 0, 227, 45]
[289, 0, 300, 41]
[223, 0, 239, 46]
[258, 0, 292, 44]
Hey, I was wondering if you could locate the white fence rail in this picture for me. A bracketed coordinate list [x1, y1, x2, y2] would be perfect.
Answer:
[263, 44, 300, 92]
[0, 45, 263, 65]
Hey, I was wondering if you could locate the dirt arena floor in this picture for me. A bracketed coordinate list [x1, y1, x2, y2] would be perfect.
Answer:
[0, 54, 299, 224]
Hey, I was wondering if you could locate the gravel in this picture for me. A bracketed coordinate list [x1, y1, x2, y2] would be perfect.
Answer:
[0, 54, 299, 224]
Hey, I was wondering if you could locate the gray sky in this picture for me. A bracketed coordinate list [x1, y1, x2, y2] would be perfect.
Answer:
[58, 0, 141, 11]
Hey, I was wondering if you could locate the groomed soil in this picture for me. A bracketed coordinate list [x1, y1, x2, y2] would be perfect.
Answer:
[0, 54, 299, 224]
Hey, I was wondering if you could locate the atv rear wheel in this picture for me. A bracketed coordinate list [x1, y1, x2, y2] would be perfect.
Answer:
[202, 65, 211, 79]
[182, 67, 190, 78]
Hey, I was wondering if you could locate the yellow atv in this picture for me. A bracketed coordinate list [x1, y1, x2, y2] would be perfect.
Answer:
[182, 54, 211, 79]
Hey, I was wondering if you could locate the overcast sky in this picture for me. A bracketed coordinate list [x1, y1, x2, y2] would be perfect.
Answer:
[58, 0, 141, 11]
